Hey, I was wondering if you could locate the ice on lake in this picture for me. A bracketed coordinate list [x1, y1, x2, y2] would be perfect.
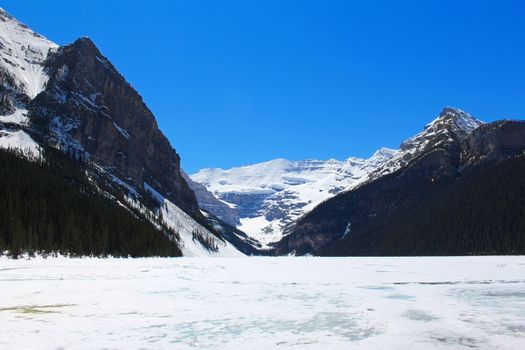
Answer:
[1, 256, 525, 349]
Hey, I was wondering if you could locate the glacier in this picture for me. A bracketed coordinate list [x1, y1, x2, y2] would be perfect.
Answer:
[191, 148, 397, 246]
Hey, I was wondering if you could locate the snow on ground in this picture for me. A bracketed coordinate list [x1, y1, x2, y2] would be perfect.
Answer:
[159, 198, 244, 257]
[238, 216, 283, 245]
[0, 108, 29, 125]
[143, 182, 243, 257]
[0, 256, 524, 349]
[0, 129, 42, 158]
[0, 7, 58, 99]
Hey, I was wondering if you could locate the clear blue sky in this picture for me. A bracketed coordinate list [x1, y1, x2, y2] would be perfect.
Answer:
[3, 1, 524, 173]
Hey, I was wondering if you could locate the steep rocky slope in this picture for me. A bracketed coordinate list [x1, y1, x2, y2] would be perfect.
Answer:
[28, 36, 199, 214]
[183, 171, 240, 226]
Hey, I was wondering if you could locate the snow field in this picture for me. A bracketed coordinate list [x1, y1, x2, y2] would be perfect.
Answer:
[0, 256, 524, 349]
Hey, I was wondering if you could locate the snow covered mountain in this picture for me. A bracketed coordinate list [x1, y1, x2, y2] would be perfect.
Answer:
[0, 8, 57, 156]
[191, 148, 396, 245]
[3, 7, 521, 258]
[0, 7, 253, 257]
[365, 107, 484, 183]
[190, 107, 486, 248]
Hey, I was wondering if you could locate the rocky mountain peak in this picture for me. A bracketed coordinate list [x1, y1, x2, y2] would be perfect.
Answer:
[426, 107, 483, 136]
[401, 107, 483, 153]
[353, 108, 483, 186]
[24, 28, 200, 215]
[0, 7, 57, 116]
[368, 147, 397, 162]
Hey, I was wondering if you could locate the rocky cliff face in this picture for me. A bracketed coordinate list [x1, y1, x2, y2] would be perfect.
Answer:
[27, 37, 199, 215]
[182, 171, 240, 226]
[461, 120, 525, 164]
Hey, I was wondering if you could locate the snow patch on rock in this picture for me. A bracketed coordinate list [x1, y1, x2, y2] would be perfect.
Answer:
[0, 7, 58, 98]
[0, 129, 42, 158]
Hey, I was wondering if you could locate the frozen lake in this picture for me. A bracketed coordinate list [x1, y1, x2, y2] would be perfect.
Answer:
[1, 256, 525, 349]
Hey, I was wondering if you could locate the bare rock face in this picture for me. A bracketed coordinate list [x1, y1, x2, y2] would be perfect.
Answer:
[461, 120, 525, 164]
[182, 172, 240, 226]
[28, 37, 199, 215]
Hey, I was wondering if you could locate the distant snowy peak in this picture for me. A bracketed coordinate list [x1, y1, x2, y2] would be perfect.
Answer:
[0, 8, 58, 99]
[426, 107, 482, 132]
[359, 147, 397, 170]
[190, 107, 484, 246]
[401, 107, 483, 152]
[370, 147, 398, 160]
[0, 8, 56, 157]
[191, 151, 396, 245]
[193, 157, 363, 195]
[367, 107, 484, 182]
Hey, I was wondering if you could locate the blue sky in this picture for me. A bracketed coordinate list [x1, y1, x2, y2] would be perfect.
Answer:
[3, 0, 524, 172]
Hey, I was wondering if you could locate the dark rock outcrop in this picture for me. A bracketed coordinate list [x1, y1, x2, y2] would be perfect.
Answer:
[28, 37, 199, 215]
[461, 120, 525, 164]
[182, 172, 241, 226]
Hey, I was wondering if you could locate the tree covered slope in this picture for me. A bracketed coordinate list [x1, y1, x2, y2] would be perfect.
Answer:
[0, 148, 182, 258]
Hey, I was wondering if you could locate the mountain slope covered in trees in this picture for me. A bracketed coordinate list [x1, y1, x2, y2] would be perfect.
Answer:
[321, 156, 525, 256]
[0, 148, 182, 258]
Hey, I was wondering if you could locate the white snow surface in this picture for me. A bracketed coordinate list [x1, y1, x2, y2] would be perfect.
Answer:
[0, 8, 58, 98]
[0, 7, 54, 160]
[191, 148, 396, 245]
[0, 129, 41, 158]
[158, 199, 244, 258]
[1, 256, 524, 349]
[143, 182, 243, 257]
[0, 107, 28, 124]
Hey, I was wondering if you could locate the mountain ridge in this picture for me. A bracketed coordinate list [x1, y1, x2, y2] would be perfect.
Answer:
[1, 7, 523, 258]
[191, 147, 397, 245]
[0, 7, 257, 257]
[274, 116, 525, 256]
[190, 107, 483, 247]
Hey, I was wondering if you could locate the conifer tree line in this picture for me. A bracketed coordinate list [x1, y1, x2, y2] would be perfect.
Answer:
[321, 157, 525, 256]
[192, 229, 219, 252]
[0, 148, 182, 258]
